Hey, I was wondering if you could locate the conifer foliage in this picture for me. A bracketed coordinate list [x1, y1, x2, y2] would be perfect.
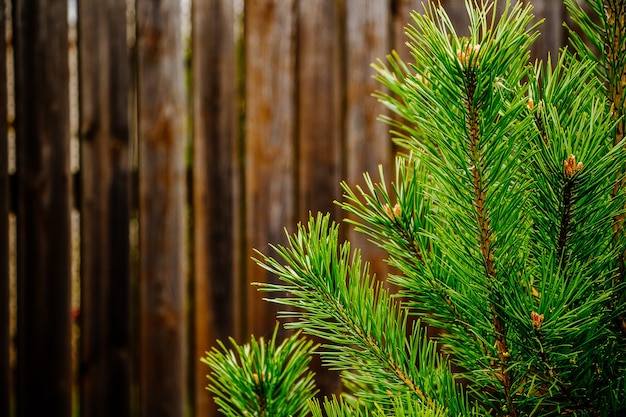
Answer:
[203, 1, 626, 415]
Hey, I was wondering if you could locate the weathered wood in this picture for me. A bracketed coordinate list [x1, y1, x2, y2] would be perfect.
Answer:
[245, 0, 297, 339]
[345, 0, 392, 278]
[391, 0, 423, 159]
[13, 1, 72, 417]
[440, 0, 470, 37]
[77, 0, 131, 416]
[136, 0, 187, 416]
[297, 0, 344, 399]
[392, 0, 424, 62]
[526, 0, 567, 62]
[191, 1, 238, 416]
[0, 1, 8, 415]
[298, 0, 343, 223]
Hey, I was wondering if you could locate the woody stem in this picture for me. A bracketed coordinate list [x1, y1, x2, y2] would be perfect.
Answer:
[465, 69, 516, 417]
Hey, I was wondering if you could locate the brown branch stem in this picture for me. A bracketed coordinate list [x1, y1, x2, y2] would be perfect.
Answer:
[605, 0, 626, 335]
[464, 70, 516, 417]
[557, 180, 573, 268]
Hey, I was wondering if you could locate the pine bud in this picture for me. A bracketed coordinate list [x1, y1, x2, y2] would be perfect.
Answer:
[393, 203, 401, 218]
[563, 154, 583, 178]
[384, 204, 393, 219]
[384, 203, 401, 220]
[457, 43, 481, 67]
[531, 311, 544, 330]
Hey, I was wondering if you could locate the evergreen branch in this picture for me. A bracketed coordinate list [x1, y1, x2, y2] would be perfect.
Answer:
[254, 214, 471, 415]
[556, 176, 574, 267]
[462, 59, 516, 416]
[566, 0, 626, 336]
[339, 161, 492, 362]
[213, 2, 626, 415]
[310, 395, 452, 417]
[201, 325, 318, 417]
[603, 0, 626, 336]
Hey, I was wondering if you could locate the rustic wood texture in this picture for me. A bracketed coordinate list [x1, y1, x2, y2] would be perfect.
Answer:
[77, 0, 131, 416]
[297, 0, 343, 223]
[14, 1, 72, 417]
[526, 0, 568, 62]
[136, 0, 187, 416]
[191, 1, 238, 416]
[244, 0, 297, 339]
[297, 0, 345, 400]
[0, 0, 7, 415]
[393, 0, 424, 62]
[345, 0, 392, 279]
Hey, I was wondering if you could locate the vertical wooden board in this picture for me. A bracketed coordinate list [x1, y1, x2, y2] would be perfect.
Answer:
[345, 0, 391, 278]
[298, 0, 343, 223]
[136, 0, 187, 416]
[526, 0, 567, 62]
[297, 0, 344, 399]
[440, 0, 470, 37]
[0, 1, 8, 415]
[392, 0, 424, 63]
[390, 0, 423, 157]
[77, 0, 131, 416]
[14, 1, 72, 417]
[244, 0, 297, 338]
[191, 1, 238, 416]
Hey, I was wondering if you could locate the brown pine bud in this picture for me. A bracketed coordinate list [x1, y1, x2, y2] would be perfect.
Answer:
[457, 43, 481, 66]
[531, 311, 544, 330]
[393, 203, 401, 218]
[563, 154, 583, 178]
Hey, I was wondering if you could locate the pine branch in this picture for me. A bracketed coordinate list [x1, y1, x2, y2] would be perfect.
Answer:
[255, 214, 473, 415]
[340, 160, 492, 361]
[518, 49, 626, 413]
[461, 45, 517, 416]
[310, 395, 454, 417]
[566, 0, 626, 337]
[201, 325, 318, 417]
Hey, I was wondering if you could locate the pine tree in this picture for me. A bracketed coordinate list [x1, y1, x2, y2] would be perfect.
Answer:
[203, 1, 626, 415]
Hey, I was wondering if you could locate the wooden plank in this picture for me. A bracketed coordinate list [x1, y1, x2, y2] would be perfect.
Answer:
[191, 1, 238, 416]
[297, 0, 344, 399]
[77, 0, 131, 416]
[390, 0, 423, 159]
[13, 1, 72, 417]
[392, 0, 424, 62]
[298, 0, 343, 223]
[526, 0, 567, 62]
[244, 0, 297, 339]
[0, 0, 8, 415]
[345, 0, 392, 278]
[135, 0, 187, 416]
[440, 0, 470, 37]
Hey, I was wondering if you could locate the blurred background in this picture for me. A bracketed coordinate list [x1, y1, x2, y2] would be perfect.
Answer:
[0, 0, 575, 416]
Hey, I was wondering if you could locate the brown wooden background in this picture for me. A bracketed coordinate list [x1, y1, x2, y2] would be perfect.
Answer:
[0, 0, 571, 416]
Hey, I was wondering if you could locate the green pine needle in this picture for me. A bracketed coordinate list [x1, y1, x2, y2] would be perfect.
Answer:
[201, 325, 318, 417]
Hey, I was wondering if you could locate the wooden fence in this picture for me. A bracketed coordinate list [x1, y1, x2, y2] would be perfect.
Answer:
[0, 0, 572, 416]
